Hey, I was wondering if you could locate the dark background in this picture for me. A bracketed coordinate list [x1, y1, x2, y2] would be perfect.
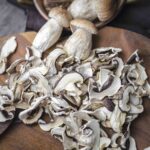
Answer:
[0, 0, 150, 38]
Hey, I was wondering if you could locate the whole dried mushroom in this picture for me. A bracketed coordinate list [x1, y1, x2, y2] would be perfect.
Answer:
[68, 0, 118, 22]
[0, 17, 149, 150]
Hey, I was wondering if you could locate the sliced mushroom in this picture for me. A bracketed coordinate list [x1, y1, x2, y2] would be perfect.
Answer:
[44, 48, 65, 77]
[38, 117, 64, 131]
[99, 137, 111, 150]
[89, 72, 121, 100]
[119, 86, 134, 112]
[95, 47, 122, 62]
[129, 136, 137, 150]
[19, 96, 48, 124]
[54, 72, 83, 95]
[0, 36, 17, 74]
[75, 62, 93, 79]
[110, 103, 126, 132]
[0, 111, 14, 122]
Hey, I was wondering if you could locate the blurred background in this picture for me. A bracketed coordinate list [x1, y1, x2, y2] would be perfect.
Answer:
[0, 0, 150, 37]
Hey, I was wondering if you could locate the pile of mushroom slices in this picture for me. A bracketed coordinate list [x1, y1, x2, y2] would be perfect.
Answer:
[0, 7, 150, 150]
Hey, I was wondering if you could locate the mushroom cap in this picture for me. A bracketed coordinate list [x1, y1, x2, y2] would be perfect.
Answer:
[49, 7, 72, 28]
[70, 19, 98, 34]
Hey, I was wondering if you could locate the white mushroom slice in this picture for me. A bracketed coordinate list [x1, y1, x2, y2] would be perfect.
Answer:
[77, 119, 100, 149]
[51, 96, 74, 113]
[51, 127, 65, 142]
[54, 72, 83, 95]
[129, 104, 144, 114]
[95, 47, 122, 61]
[96, 68, 112, 89]
[62, 130, 79, 150]
[64, 19, 97, 61]
[111, 133, 124, 148]
[38, 117, 64, 131]
[76, 62, 93, 79]
[0, 111, 14, 122]
[68, 0, 97, 21]
[127, 63, 148, 86]
[135, 63, 148, 85]
[119, 86, 134, 112]
[1, 36, 17, 58]
[0, 36, 17, 74]
[110, 103, 126, 132]
[112, 57, 124, 77]
[83, 107, 112, 122]
[0, 86, 14, 103]
[99, 137, 111, 150]
[19, 96, 48, 124]
[18, 69, 52, 95]
[129, 136, 137, 150]
[89, 75, 121, 100]
[127, 50, 140, 64]
[44, 48, 65, 76]
[6, 58, 25, 74]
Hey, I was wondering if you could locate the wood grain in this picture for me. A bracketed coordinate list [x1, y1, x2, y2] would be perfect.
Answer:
[0, 27, 150, 150]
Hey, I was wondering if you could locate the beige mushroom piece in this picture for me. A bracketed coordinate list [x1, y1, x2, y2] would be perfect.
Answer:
[18, 96, 48, 124]
[64, 19, 97, 61]
[31, 7, 72, 57]
[0, 36, 17, 74]
[54, 72, 83, 95]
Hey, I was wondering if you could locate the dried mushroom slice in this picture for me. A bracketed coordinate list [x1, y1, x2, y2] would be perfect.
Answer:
[0, 36, 17, 74]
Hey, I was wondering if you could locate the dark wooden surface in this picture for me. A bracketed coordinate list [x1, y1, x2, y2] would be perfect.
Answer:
[0, 27, 150, 150]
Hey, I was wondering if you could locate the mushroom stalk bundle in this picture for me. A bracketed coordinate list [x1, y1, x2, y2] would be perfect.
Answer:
[0, 18, 150, 150]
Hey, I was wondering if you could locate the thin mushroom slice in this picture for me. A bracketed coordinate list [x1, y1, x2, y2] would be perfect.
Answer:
[89, 73, 121, 101]
[44, 48, 65, 77]
[110, 103, 126, 132]
[75, 62, 93, 79]
[95, 47, 122, 61]
[119, 86, 134, 112]
[38, 117, 64, 132]
[129, 136, 137, 150]
[0, 36, 17, 74]
[0, 111, 14, 122]
[0, 36, 17, 58]
[99, 137, 111, 150]
[18, 96, 49, 124]
[54, 72, 83, 95]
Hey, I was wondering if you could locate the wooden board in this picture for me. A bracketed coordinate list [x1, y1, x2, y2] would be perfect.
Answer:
[0, 27, 150, 150]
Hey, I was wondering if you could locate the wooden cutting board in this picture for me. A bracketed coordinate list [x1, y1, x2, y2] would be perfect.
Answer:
[0, 27, 150, 150]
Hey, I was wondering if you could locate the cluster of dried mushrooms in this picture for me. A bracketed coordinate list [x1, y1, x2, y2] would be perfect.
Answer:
[0, 6, 150, 150]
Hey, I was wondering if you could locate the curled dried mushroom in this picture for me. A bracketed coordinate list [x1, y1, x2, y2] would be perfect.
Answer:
[0, 18, 149, 150]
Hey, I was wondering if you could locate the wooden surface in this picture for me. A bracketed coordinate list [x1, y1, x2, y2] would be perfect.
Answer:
[0, 27, 150, 150]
